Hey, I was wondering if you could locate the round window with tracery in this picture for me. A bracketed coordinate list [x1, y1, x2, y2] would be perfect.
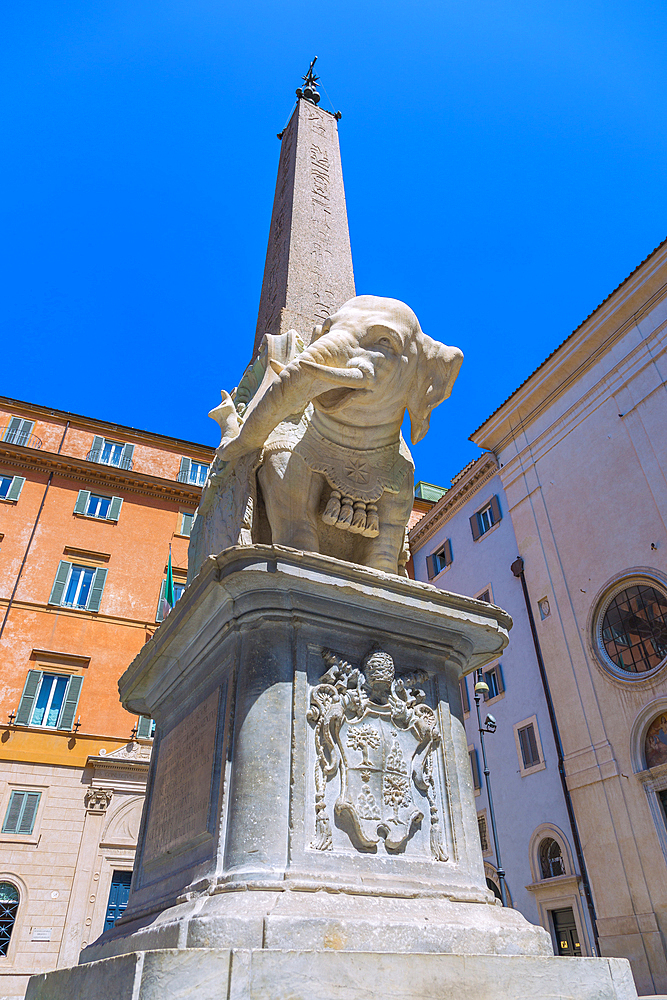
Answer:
[597, 581, 667, 676]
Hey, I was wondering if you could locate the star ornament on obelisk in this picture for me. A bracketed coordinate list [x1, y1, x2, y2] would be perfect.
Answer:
[252, 58, 355, 358]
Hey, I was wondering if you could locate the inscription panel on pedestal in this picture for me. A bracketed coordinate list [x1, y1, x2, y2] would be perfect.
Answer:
[143, 689, 221, 866]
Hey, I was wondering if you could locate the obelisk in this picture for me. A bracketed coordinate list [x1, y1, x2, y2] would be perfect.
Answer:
[252, 59, 355, 357]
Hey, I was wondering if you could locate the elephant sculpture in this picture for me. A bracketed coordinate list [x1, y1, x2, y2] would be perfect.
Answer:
[188, 295, 463, 580]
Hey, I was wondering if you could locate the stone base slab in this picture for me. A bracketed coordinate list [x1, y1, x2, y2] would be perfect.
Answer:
[25, 948, 638, 1000]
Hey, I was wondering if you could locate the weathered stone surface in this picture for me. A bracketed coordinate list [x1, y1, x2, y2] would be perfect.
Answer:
[25, 948, 638, 1000]
[253, 99, 355, 357]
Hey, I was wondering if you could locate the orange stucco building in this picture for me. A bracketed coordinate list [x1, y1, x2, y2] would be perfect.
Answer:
[0, 396, 214, 997]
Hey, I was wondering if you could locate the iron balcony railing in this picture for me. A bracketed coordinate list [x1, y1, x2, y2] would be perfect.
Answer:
[86, 450, 134, 471]
[1, 425, 43, 450]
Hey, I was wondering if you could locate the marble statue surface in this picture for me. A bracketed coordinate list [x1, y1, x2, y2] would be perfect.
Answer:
[188, 295, 463, 580]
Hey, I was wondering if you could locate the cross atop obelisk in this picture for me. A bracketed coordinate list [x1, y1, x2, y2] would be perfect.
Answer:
[252, 59, 356, 358]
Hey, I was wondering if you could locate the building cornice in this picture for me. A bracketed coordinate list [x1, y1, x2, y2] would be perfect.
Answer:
[0, 394, 215, 459]
[409, 452, 498, 550]
[0, 441, 203, 504]
[470, 241, 667, 453]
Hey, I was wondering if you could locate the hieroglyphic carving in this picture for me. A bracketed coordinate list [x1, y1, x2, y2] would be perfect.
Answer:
[307, 648, 448, 860]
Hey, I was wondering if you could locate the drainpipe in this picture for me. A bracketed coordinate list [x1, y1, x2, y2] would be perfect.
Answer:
[510, 555, 601, 957]
[0, 421, 70, 641]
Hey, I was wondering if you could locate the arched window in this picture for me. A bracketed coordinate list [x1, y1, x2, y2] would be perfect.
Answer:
[0, 882, 19, 955]
[539, 838, 565, 879]
[645, 712, 667, 769]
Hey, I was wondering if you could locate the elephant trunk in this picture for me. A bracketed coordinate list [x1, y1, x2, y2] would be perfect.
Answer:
[217, 343, 369, 462]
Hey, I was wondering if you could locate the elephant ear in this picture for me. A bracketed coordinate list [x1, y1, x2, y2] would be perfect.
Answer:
[407, 334, 464, 445]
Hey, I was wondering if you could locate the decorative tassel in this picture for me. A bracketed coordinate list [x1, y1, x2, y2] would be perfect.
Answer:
[363, 503, 380, 538]
[338, 496, 354, 527]
[322, 489, 342, 525]
[350, 501, 367, 533]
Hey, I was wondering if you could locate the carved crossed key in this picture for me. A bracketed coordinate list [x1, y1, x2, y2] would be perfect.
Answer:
[307, 648, 448, 861]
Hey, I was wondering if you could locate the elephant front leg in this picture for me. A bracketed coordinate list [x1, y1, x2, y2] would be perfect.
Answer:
[258, 451, 323, 552]
[362, 486, 414, 575]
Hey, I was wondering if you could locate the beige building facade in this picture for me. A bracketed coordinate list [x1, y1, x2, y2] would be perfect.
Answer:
[413, 237, 667, 995]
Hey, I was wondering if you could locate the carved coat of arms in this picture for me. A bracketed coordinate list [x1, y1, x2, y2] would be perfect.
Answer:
[307, 648, 448, 861]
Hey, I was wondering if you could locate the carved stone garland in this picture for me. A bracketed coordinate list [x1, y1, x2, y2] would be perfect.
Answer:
[307, 648, 448, 861]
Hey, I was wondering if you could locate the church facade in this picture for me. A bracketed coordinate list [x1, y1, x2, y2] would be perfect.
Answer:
[411, 237, 667, 996]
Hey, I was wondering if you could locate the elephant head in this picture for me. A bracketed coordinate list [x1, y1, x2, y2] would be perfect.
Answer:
[218, 295, 463, 461]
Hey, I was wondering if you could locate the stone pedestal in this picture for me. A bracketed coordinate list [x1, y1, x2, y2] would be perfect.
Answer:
[26, 547, 638, 999]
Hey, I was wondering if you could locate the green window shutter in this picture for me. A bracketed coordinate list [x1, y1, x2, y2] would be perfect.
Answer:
[87, 567, 107, 613]
[136, 715, 153, 738]
[107, 497, 123, 521]
[155, 580, 167, 622]
[3, 791, 25, 833]
[5, 477, 25, 502]
[120, 443, 134, 468]
[469, 748, 481, 790]
[3, 417, 23, 442]
[443, 539, 453, 566]
[459, 677, 470, 714]
[178, 457, 191, 483]
[497, 663, 505, 694]
[49, 561, 71, 606]
[469, 513, 481, 540]
[74, 490, 90, 515]
[426, 555, 437, 580]
[15, 670, 43, 726]
[17, 792, 41, 834]
[58, 675, 83, 730]
[180, 512, 194, 537]
[91, 435, 104, 460]
[490, 494, 502, 525]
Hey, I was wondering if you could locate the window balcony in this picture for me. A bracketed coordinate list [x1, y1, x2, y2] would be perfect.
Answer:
[86, 449, 134, 471]
[1, 423, 42, 450]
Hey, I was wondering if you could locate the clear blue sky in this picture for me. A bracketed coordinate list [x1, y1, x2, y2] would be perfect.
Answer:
[3, 0, 666, 486]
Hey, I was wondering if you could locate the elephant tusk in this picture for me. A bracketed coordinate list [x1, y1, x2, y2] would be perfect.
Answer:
[296, 359, 367, 384]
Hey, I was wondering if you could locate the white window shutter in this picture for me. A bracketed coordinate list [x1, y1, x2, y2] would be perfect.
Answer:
[178, 457, 191, 483]
[90, 435, 104, 461]
[6, 477, 25, 502]
[107, 497, 123, 521]
[136, 715, 153, 738]
[121, 444, 134, 468]
[180, 512, 194, 536]
[49, 561, 71, 606]
[155, 580, 167, 622]
[73, 490, 90, 515]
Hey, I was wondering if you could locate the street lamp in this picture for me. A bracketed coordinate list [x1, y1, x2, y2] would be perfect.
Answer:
[473, 671, 509, 907]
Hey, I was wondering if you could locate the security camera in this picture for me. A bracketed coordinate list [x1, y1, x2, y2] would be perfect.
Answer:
[484, 714, 497, 733]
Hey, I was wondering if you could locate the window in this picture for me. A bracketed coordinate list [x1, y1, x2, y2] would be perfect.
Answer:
[477, 589, 491, 604]
[155, 579, 186, 622]
[178, 458, 209, 486]
[426, 539, 453, 579]
[470, 495, 502, 540]
[596, 579, 667, 676]
[460, 676, 470, 714]
[469, 747, 482, 790]
[482, 663, 505, 701]
[539, 837, 566, 879]
[178, 512, 194, 537]
[73, 491, 123, 522]
[3, 417, 34, 447]
[515, 722, 542, 771]
[2, 790, 41, 835]
[87, 435, 134, 470]
[49, 560, 107, 612]
[15, 670, 83, 730]
[0, 475, 25, 502]
[645, 712, 667, 769]
[0, 883, 19, 956]
[477, 812, 489, 853]
[104, 870, 132, 931]
[135, 716, 155, 739]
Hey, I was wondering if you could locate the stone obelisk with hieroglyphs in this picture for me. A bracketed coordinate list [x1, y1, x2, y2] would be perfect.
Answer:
[253, 82, 355, 357]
